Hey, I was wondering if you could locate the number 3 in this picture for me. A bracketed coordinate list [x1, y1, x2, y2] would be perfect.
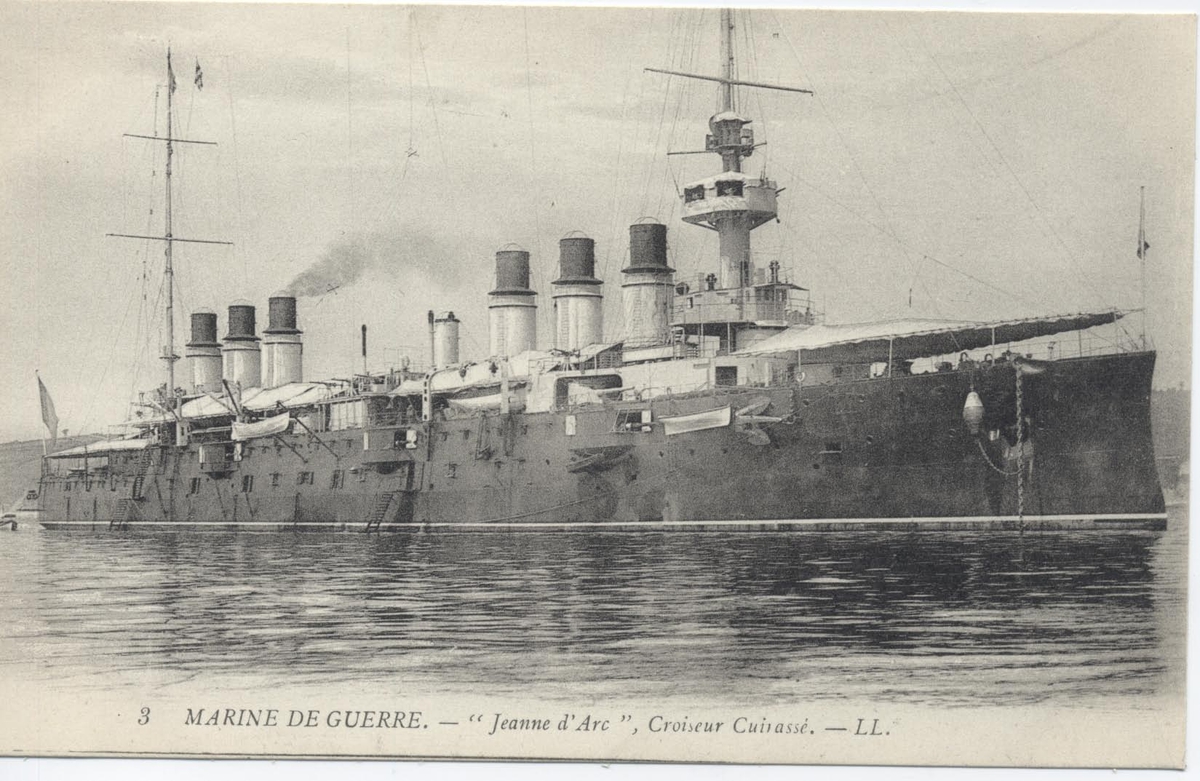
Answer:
[138, 707, 150, 725]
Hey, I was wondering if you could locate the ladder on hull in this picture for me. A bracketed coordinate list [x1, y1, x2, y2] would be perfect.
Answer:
[365, 491, 397, 533]
[110, 449, 152, 530]
[109, 497, 135, 530]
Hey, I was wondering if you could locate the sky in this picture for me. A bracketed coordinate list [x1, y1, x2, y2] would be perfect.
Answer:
[0, 1, 1193, 442]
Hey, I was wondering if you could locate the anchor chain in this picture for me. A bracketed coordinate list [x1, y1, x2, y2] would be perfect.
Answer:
[975, 438, 1018, 476]
[971, 369, 1029, 528]
[1015, 367, 1026, 528]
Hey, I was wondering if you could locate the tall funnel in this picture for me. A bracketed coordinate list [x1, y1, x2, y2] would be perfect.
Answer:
[551, 233, 603, 351]
[487, 246, 537, 357]
[263, 293, 303, 387]
[621, 221, 675, 348]
[221, 301, 261, 389]
[185, 309, 222, 394]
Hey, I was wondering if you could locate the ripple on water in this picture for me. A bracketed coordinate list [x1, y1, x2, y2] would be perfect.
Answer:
[0, 510, 1187, 708]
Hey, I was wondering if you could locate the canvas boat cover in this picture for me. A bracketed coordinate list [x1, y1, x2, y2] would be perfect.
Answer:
[733, 311, 1125, 362]
[232, 412, 291, 441]
[660, 405, 732, 437]
[48, 438, 151, 458]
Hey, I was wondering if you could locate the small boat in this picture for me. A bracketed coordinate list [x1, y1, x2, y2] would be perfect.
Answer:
[3, 489, 42, 530]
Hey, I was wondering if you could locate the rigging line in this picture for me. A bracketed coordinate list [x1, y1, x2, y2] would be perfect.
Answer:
[876, 18, 952, 317]
[782, 166, 1043, 309]
[221, 55, 249, 291]
[520, 8, 549, 337]
[77, 252, 147, 436]
[345, 28, 355, 233]
[413, 13, 449, 175]
[599, 8, 648, 283]
[658, 9, 703, 216]
[744, 11, 769, 173]
[642, 8, 694, 218]
[657, 22, 693, 216]
[769, 12, 960, 341]
[922, 48, 1108, 309]
[400, 8, 415, 181]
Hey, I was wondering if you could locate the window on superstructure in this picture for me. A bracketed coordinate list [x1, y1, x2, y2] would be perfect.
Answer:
[271, 473, 281, 488]
[241, 475, 254, 493]
[684, 185, 705, 203]
[715, 366, 738, 387]
[331, 470, 345, 489]
[716, 180, 743, 197]
[188, 477, 201, 495]
[297, 471, 314, 486]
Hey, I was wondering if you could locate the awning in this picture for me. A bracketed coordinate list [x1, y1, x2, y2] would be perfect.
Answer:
[733, 311, 1125, 362]
[48, 438, 151, 458]
[242, 382, 332, 411]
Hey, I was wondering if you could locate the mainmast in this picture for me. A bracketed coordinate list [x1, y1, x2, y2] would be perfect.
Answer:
[164, 48, 178, 405]
[108, 48, 231, 416]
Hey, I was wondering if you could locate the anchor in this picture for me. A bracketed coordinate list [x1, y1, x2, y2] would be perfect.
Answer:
[734, 397, 783, 446]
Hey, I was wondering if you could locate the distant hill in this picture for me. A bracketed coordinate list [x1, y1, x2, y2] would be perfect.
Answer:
[0, 436, 103, 511]
[1151, 387, 1190, 492]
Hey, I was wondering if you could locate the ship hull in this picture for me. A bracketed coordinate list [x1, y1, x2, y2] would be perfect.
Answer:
[38, 351, 1167, 532]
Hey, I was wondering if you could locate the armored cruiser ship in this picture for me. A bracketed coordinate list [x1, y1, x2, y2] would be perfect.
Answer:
[37, 11, 1166, 532]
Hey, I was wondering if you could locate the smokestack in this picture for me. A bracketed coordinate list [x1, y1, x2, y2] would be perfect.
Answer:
[185, 309, 222, 394]
[262, 294, 303, 388]
[488, 246, 538, 357]
[222, 301, 261, 389]
[621, 221, 675, 349]
[427, 310, 436, 371]
[433, 311, 460, 369]
[551, 233, 603, 351]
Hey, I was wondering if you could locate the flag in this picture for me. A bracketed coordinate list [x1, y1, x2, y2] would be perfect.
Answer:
[194, 59, 204, 90]
[38, 374, 58, 448]
[169, 59, 177, 94]
[1137, 187, 1149, 259]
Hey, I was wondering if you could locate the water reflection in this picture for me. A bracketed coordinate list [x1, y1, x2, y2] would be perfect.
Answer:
[1, 514, 1185, 708]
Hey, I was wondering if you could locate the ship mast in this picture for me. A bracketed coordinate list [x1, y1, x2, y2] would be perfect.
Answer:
[646, 8, 813, 349]
[719, 8, 735, 124]
[164, 48, 178, 404]
[108, 48, 231, 415]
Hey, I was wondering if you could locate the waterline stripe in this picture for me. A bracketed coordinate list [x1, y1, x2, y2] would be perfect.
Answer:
[39, 512, 1169, 530]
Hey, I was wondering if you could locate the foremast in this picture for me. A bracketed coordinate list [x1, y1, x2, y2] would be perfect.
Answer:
[647, 9, 814, 353]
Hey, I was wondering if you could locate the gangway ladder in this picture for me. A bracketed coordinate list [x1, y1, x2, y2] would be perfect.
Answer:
[365, 491, 397, 534]
[110, 449, 152, 530]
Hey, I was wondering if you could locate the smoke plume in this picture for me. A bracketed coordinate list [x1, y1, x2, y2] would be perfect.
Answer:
[284, 230, 466, 297]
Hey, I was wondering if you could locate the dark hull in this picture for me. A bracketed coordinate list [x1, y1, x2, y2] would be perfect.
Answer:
[38, 351, 1167, 532]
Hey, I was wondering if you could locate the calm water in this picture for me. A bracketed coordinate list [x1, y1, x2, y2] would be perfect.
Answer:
[0, 510, 1186, 709]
